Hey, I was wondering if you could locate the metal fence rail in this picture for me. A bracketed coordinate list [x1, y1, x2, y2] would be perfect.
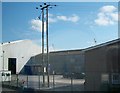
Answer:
[2, 73, 85, 91]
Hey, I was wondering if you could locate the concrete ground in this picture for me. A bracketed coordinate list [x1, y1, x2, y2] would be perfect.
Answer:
[2, 75, 85, 91]
[2, 88, 16, 92]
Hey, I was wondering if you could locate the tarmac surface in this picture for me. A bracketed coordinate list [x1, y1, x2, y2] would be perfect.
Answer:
[2, 75, 85, 91]
[2, 88, 15, 91]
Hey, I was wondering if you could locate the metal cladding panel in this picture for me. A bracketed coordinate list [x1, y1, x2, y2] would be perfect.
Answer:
[85, 39, 120, 91]
[0, 44, 2, 71]
[2, 40, 41, 73]
[24, 50, 85, 75]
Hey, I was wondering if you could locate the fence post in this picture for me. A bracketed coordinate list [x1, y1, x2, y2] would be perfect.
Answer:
[53, 71, 55, 88]
[17, 74, 18, 88]
[27, 75, 28, 88]
[71, 73, 73, 91]
[39, 73, 40, 89]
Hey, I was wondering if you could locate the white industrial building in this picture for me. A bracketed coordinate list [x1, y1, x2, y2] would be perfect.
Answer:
[0, 40, 41, 75]
[0, 44, 2, 71]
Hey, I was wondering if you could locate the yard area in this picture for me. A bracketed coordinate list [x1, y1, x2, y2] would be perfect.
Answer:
[2, 75, 85, 91]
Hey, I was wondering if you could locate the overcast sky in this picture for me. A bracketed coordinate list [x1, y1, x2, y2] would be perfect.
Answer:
[2, 2, 119, 51]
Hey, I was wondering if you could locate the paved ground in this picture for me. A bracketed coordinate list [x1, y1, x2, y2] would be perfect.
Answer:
[2, 88, 16, 92]
[2, 75, 85, 91]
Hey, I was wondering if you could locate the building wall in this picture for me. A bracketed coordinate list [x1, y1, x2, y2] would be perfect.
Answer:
[0, 44, 2, 71]
[0, 44, 2, 90]
[23, 50, 85, 75]
[1, 40, 41, 73]
[85, 39, 120, 91]
[49, 52, 84, 74]
[85, 46, 107, 91]
[106, 43, 120, 73]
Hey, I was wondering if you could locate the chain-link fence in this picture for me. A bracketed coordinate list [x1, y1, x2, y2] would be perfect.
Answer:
[2, 72, 85, 91]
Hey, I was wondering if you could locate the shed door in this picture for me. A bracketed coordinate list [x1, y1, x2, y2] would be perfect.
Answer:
[8, 58, 16, 74]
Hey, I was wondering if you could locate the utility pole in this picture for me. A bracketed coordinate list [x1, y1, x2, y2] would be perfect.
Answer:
[36, 3, 56, 87]
[36, 5, 45, 87]
[41, 7, 45, 87]
[46, 6, 49, 87]
[45, 3, 56, 87]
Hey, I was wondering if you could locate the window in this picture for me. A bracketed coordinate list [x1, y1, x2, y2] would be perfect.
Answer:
[101, 74, 109, 83]
[112, 73, 120, 84]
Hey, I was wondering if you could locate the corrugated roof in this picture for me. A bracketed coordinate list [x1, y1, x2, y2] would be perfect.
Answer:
[1, 38, 119, 53]
[50, 38, 120, 53]
[83, 38, 120, 52]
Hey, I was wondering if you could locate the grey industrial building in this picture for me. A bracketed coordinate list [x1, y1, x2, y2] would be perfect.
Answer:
[84, 39, 120, 91]
[1, 38, 120, 91]
[19, 38, 120, 91]
[20, 49, 85, 75]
